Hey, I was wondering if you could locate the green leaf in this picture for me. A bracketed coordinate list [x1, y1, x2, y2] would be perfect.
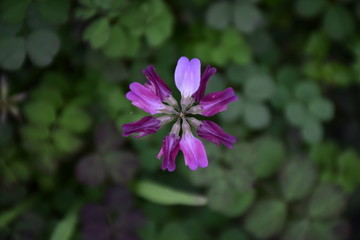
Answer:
[244, 73, 275, 101]
[0, 0, 31, 24]
[283, 219, 346, 240]
[36, 0, 70, 24]
[50, 205, 78, 240]
[271, 85, 291, 109]
[303, 61, 323, 80]
[226, 167, 256, 192]
[41, 71, 69, 92]
[280, 160, 317, 201]
[103, 87, 128, 115]
[233, 2, 263, 34]
[276, 65, 301, 89]
[6, 160, 30, 183]
[0, 22, 22, 40]
[122, 33, 140, 58]
[218, 95, 243, 122]
[244, 199, 287, 239]
[103, 25, 127, 58]
[295, 81, 321, 103]
[58, 105, 91, 134]
[52, 129, 82, 154]
[285, 102, 308, 127]
[138, 220, 157, 240]
[0, 37, 25, 70]
[0, 196, 37, 227]
[310, 220, 346, 240]
[214, 28, 252, 66]
[188, 165, 224, 188]
[225, 64, 250, 86]
[24, 101, 56, 126]
[208, 181, 255, 217]
[301, 117, 323, 144]
[305, 32, 330, 60]
[323, 4, 355, 40]
[32, 86, 63, 110]
[295, 0, 326, 18]
[26, 30, 60, 67]
[322, 62, 353, 86]
[26, 4, 52, 30]
[21, 125, 50, 141]
[308, 184, 346, 219]
[83, 18, 110, 48]
[310, 142, 339, 170]
[0, 123, 14, 146]
[337, 150, 360, 192]
[308, 98, 334, 121]
[204, 72, 226, 94]
[282, 219, 310, 240]
[244, 101, 271, 129]
[75, 8, 97, 20]
[145, 7, 173, 46]
[159, 222, 189, 240]
[253, 137, 285, 179]
[133, 180, 207, 206]
[220, 228, 249, 240]
[206, 2, 231, 30]
[121, 5, 147, 36]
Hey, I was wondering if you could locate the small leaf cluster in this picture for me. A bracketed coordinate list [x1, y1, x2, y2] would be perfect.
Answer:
[21, 72, 92, 172]
[0, 0, 67, 70]
[78, 0, 173, 58]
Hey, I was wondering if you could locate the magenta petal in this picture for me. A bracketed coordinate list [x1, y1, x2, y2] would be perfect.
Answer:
[199, 88, 238, 117]
[175, 57, 201, 97]
[180, 132, 208, 170]
[143, 65, 171, 101]
[192, 65, 217, 102]
[197, 120, 236, 148]
[157, 134, 180, 172]
[122, 116, 161, 138]
[126, 82, 165, 114]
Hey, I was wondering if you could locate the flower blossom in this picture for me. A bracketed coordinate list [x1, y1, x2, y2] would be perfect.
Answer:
[122, 56, 237, 171]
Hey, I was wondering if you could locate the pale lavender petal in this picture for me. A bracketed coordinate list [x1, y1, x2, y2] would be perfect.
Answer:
[200, 88, 238, 117]
[122, 116, 161, 138]
[197, 120, 236, 148]
[192, 65, 217, 102]
[143, 65, 171, 101]
[157, 134, 180, 172]
[174, 57, 189, 91]
[175, 57, 201, 97]
[126, 82, 165, 114]
[180, 132, 208, 170]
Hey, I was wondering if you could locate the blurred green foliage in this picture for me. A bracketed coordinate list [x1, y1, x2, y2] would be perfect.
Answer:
[1, 0, 360, 239]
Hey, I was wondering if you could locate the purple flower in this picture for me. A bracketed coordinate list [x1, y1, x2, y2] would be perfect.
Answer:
[142, 65, 171, 101]
[122, 116, 162, 138]
[126, 82, 167, 115]
[192, 65, 217, 102]
[180, 121, 208, 170]
[200, 88, 238, 116]
[122, 56, 237, 171]
[197, 120, 236, 148]
[157, 134, 180, 172]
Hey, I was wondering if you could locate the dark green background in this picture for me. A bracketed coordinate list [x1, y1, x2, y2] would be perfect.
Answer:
[1, 0, 360, 239]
